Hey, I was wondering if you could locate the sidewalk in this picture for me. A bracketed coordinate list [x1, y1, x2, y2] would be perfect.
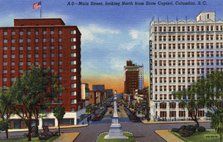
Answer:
[155, 130, 183, 142]
[142, 120, 210, 124]
[53, 132, 80, 142]
[8, 124, 88, 132]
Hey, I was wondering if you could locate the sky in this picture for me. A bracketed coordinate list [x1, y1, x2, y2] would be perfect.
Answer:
[1, 0, 223, 92]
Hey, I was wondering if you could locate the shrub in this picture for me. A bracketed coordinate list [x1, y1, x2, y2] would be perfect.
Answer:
[197, 126, 206, 132]
[186, 125, 196, 133]
[179, 125, 187, 130]
[179, 130, 194, 137]
[171, 128, 179, 132]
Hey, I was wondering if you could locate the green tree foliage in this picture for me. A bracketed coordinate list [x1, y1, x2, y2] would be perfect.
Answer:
[53, 105, 65, 135]
[10, 66, 60, 141]
[208, 109, 223, 142]
[0, 89, 15, 139]
[174, 71, 223, 128]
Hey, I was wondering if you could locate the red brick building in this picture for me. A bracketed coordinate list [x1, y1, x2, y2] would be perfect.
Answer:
[0, 18, 84, 127]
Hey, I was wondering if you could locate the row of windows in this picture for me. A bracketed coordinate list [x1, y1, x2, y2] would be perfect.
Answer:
[153, 43, 223, 50]
[2, 68, 77, 74]
[3, 53, 77, 60]
[154, 25, 223, 32]
[156, 77, 197, 84]
[154, 60, 223, 66]
[157, 111, 204, 118]
[3, 38, 77, 43]
[154, 51, 223, 58]
[155, 34, 223, 41]
[3, 30, 77, 36]
[3, 45, 77, 51]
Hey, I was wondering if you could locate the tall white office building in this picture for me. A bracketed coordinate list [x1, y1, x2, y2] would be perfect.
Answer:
[149, 12, 223, 121]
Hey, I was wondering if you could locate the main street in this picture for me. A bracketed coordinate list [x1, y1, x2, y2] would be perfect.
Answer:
[0, 104, 211, 142]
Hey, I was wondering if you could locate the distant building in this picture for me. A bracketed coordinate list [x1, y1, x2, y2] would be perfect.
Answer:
[89, 91, 105, 105]
[81, 83, 90, 100]
[105, 89, 113, 98]
[124, 60, 144, 94]
[0, 18, 84, 128]
[92, 84, 105, 92]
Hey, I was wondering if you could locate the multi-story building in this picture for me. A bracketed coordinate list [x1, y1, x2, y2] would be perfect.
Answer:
[92, 84, 105, 92]
[149, 12, 223, 121]
[124, 60, 144, 94]
[0, 18, 84, 128]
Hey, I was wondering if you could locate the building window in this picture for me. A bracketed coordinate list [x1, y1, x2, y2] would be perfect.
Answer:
[35, 31, 39, 35]
[19, 70, 23, 73]
[59, 30, 62, 34]
[27, 62, 31, 66]
[11, 47, 15, 50]
[43, 31, 46, 35]
[51, 62, 54, 65]
[3, 70, 7, 74]
[19, 47, 23, 50]
[71, 76, 76, 80]
[71, 61, 76, 65]
[35, 39, 39, 43]
[59, 61, 62, 65]
[11, 62, 15, 66]
[19, 62, 23, 66]
[11, 78, 16, 82]
[59, 53, 62, 57]
[11, 54, 15, 58]
[43, 62, 46, 65]
[11, 70, 15, 73]
[59, 76, 62, 81]
[3, 47, 7, 50]
[28, 54, 31, 58]
[43, 54, 46, 58]
[59, 69, 63, 72]
[71, 30, 76, 34]
[50, 31, 54, 34]
[71, 99, 77, 104]
[71, 84, 76, 88]
[43, 46, 47, 50]
[35, 54, 39, 58]
[35, 46, 39, 50]
[3, 78, 7, 82]
[51, 53, 54, 57]
[3, 32, 7, 35]
[71, 46, 76, 50]
[43, 39, 46, 42]
[3, 39, 8, 43]
[71, 53, 76, 57]
[3, 62, 7, 66]
[71, 69, 76, 72]
[19, 39, 23, 43]
[71, 92, 76, 96]
[27, 47, 31, 50]
[50, 46, 54, 50]
[27, 31, 31, 35]
[51, 38, 54, 42]
[59, 38, 62, 42]
[27, 39, 31, 42]
[59, 46, 62, 50]
[11, 39, 15, 43]
[71, 38, 76, 42]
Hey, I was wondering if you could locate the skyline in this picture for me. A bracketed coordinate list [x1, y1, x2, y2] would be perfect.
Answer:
[1, 0, 223, 92]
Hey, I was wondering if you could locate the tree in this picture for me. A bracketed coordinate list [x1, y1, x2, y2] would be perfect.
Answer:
[10, 66, 59, 141]
[208, 109, 223, 142]
[53, 105, 65, 135]
[174, 78, 207, 127]
[0, 89, 15, 139]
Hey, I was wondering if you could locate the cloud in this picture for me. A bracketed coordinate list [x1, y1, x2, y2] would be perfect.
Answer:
[110, 58, 126, 71]
[129, 30, 139, 39]
[79, 24, 120, 44]
[120, 29, 149, 51]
